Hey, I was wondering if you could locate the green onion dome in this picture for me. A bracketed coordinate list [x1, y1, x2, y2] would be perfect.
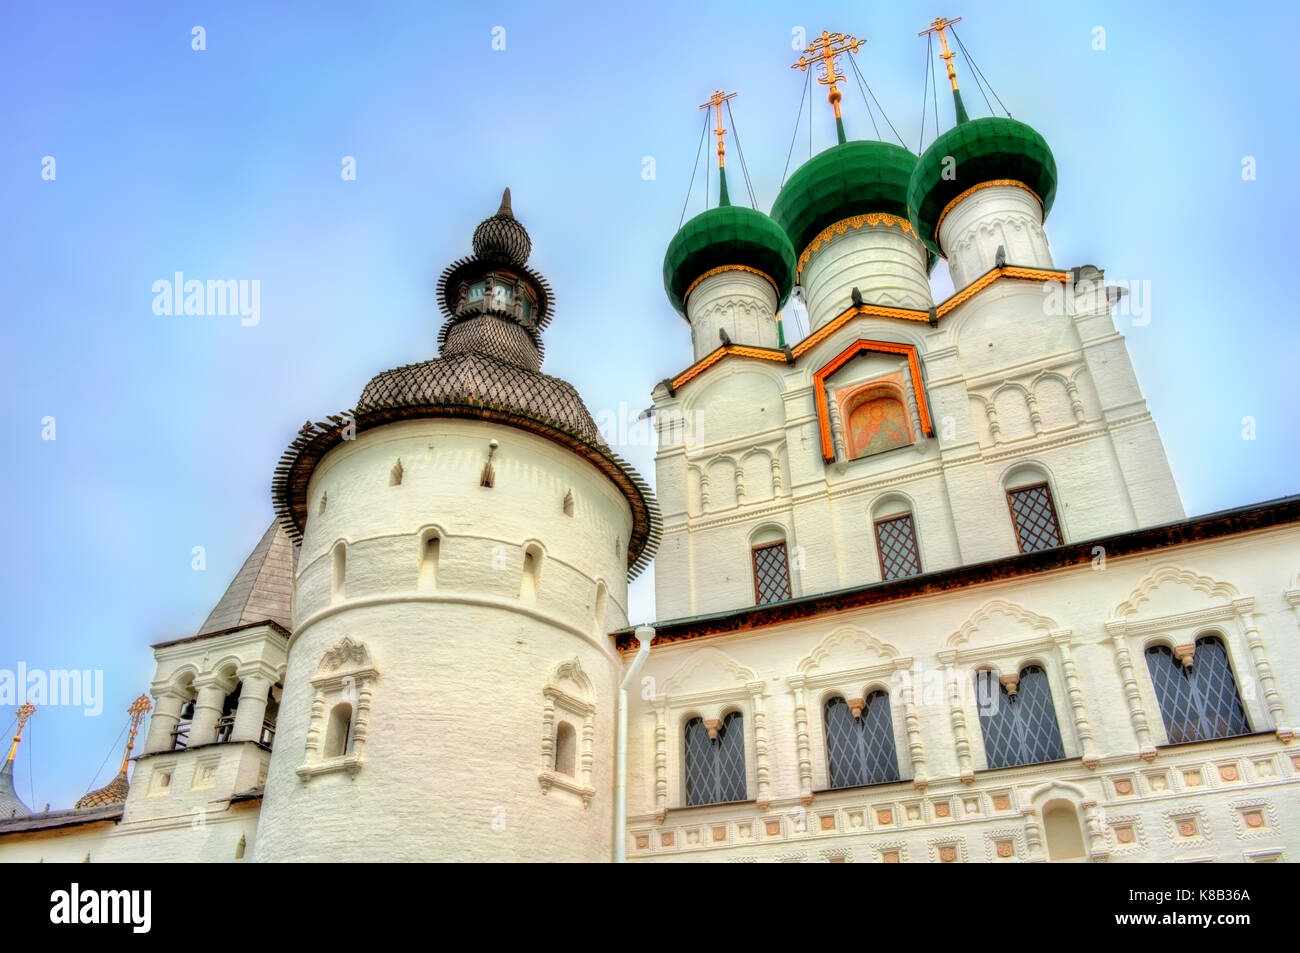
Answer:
[907, 116, 1057, 258]
[663, 189, 796, 317]
[771, 139, 919, 264]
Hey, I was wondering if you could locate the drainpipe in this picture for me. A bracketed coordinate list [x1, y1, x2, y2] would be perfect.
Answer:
[614, 625, 654, 863]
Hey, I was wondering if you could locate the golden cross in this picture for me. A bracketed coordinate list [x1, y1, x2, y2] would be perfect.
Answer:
[919, 16, 963, 91]
[699, 90, 738, 169]
[792, 30, 863, 120]
[120, 694, 153, 773]
[6, 702, 35, 763]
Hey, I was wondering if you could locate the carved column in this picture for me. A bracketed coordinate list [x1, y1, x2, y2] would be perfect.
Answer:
[939, 652, 975, 782]
[580, 716, 595, 799]
[699, 472, 711, 512]
[828, 396, 848, 460]
[351, 679, 374, 759]
[1066, 380, 1086, 422]
[984, 402, 1001, 444]
[893, 657, 927, 790]
[1081, 799, 1110, 862]
[1051, 630, 1101, 768]
[770, 455, 783, 495]
[1104, 621, 1157, 759]
[734, 465, 746, 506]
[1026, 392, 1043, 435]
[788, 676, 814, 804]
[539, 689, 557, 774]
[1233, 598, 1292, 742]
[1022, 807, 1046, 863]
[653, 706, 668, 822]
[749, 681, 771, 808]
[304, 690, 327, 759]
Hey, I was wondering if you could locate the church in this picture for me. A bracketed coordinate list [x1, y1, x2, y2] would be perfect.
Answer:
[3, 21, 1297, 863]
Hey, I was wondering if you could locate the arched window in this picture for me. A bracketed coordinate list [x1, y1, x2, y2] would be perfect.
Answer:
[554, 722, 576, 777]
[684, 712, 746, 806]
[751, 540, 792, 605]
[874, 513, 921, 580]
[824, 692, 900, 788]
[845, 390, 912, 459]
[976, 666, 1066, 769]
[1145, 636, 1249, 744]
[324, 702, 353, 758]
[1006, 481, 1062, 552]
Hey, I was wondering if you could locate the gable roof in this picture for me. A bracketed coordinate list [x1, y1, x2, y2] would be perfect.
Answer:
[198, 521, 294, 635]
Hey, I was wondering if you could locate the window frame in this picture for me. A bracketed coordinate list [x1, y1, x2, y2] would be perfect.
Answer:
[751, 540, 793, 605]
[1005, 481, 1064, 553]
[873, 512, 923, 581]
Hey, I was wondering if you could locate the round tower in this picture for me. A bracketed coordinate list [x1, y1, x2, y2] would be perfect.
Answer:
[257, 191, 659, 862]
[662, 91, 797, 361]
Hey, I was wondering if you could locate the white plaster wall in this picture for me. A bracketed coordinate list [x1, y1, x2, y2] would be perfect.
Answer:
[255, 419, 632, 862]
[686, 270, 779, 361]
[939, 185, 1053, 288]
[802, 226, 932, 330]
[625, 523, 1300, 862]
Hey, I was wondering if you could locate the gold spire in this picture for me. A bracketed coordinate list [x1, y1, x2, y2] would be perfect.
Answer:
[6, 702, 34, 763]
[791, 30, 862, 122]
[119, 694, 152, 773]
[919, 16, 963, 91]
[699, 89, 737, 169]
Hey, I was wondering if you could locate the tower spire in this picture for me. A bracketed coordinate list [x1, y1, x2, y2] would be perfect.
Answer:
[792, 30, 862, 145]
[919, 16, 970, 124]
[5, 701, 34, 766]
[699, 89, 738, 206]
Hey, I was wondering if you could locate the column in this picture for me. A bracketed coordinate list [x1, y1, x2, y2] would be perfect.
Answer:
[144, 688, 186, 754]
[1103, 621, 1157, 760]
[894, 658, 928, 790]
[788, 676, 814, 804]
[1052, 630, 1101, 768]
[188, 676, 230, 747]
[1233, 598, 1292, 742]
[231, 670, 274, 743]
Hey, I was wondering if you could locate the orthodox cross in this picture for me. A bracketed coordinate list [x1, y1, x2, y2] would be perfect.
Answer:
[699, 89, 738, 169]
[919, 16, 963, 91]
[119, 694, 153, 773]
[6, 701, 35, 763]
[791, 30, 862, 122]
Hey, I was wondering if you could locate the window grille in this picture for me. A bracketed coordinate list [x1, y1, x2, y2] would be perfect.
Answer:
[874, 514, 922, 580]
[1145, 637, 1249, 744]
[824, 692, 900, 788]
[1006, 483, 1063, 552]
[752, 542, 792, 605]
[684, 712, 747, 806]
[976, 666, 1066, 768]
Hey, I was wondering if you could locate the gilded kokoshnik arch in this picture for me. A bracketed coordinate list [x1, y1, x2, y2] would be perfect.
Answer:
[813, 340, 933, 463]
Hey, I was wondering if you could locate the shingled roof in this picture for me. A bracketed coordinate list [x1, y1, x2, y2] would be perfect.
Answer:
[198, 521, 294, 635]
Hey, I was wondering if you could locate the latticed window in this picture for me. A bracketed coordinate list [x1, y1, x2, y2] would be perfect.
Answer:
[874, 514, 922, 580]
[1145, 637, 1249, 744]
[976, 666, 1066, 769]
[1006, 483, 1063, 552]
[824, 693, 900, 788]
[751, 542, 792, 605]
[684, 712, 746, 806]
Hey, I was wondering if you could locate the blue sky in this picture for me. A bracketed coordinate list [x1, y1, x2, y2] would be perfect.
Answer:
[2, 1, 1296, 809]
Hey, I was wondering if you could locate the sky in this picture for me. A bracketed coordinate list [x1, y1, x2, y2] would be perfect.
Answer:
[2, 0, 1297, 810]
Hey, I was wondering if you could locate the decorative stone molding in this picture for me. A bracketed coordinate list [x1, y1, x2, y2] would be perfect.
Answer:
[537, 657, 597, 807]
[1172, 643, 1196, 668]
[984, 827, 1025, 863]
[928, 836, 967, 864]
[654, 646, 767, 814]
[1162, 806, 1211, 847]
[1229, 799, 1278, 840]
[297, 637, 377, 781]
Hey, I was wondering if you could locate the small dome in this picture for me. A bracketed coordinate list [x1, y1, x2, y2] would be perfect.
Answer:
[472, 188, 532, 265]
[907, 116, 1057, 258]
[0, 761, 31, 818]
[75, 770, 129, 810]
[663, 204, 796, 316]
[771, 140, 918, 260]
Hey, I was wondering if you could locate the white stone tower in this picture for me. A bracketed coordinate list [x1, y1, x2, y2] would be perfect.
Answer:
[256, 191, 659, 861]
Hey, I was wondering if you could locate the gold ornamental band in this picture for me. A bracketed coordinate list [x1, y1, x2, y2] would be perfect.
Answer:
[933, 179, 1043, 242]
[796, 213, 921, 279]
[683, 264, 780, 304]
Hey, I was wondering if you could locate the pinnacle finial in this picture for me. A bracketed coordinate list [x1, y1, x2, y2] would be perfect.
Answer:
[497, 188, 514, 218]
